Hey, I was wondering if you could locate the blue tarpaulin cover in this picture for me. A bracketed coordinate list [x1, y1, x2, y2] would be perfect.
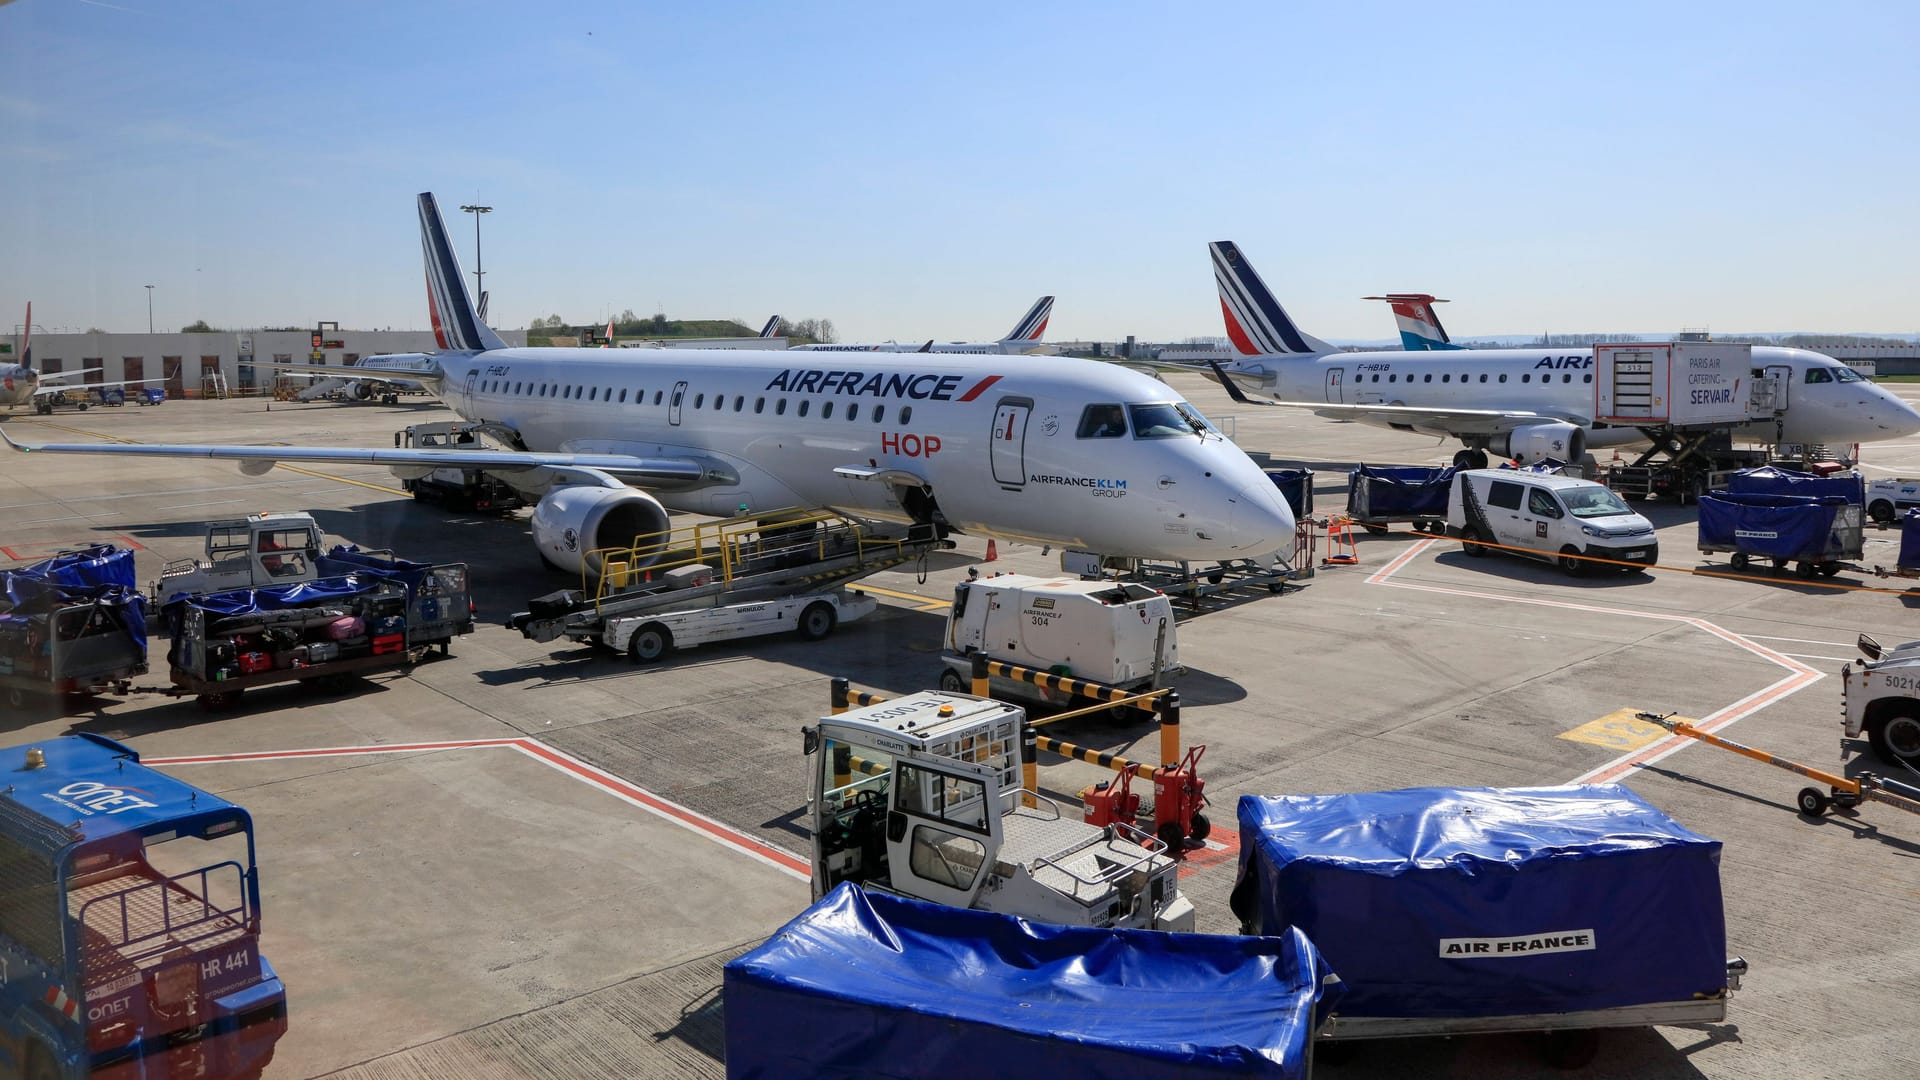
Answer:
[1, 545, 147, 648]
[1265, 468, 1314, 519]
[1697, 492, 1847, 560]
[1724, 465, 1864, 504]
[724, 884, 1341, 1079]
[318, 546, 432, 593]
[1348, 465, 1455, 520]
[1902, 510, 1920, 570]
[1232, 786, 1727, 1019]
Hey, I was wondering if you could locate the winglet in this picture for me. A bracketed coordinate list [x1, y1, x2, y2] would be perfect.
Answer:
[0, 426, 32, 452]
[917, 340, 934, 353]
[1206, 359, 1268, 406]
[418, 193, 509, 353]
[1001, 296, 1054, 343]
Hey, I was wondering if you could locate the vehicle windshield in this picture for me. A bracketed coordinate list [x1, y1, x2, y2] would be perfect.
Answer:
[1129, 401, 1214, 439]
[1562, 486, 1633, 518]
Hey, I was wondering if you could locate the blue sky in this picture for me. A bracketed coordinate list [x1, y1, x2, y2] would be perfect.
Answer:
[3, 1, 1916, 342]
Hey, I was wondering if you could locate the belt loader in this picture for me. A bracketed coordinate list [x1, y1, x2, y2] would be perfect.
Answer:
[803, 690, 1195, 931]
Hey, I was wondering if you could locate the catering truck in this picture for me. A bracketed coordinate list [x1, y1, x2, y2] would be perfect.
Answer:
[0, 734, 287, 1079]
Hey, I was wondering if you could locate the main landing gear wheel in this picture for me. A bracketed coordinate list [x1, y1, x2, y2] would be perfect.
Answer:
[628, 624, 672, 663]
[1797, 787, 1830, 817]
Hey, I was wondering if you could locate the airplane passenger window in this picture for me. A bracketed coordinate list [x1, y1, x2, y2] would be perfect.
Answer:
[1563, 374, 1573, 383]
[873, 405, 885, 423]
[900, 406, 912, 425]
[1077, 404, 1126, 438]
[694, 393, 705, 408]
[653, 390, 663, 405]
[754, 397, 765, 413]
[799, 401, 810, 417]
[1583, 374, 1593, 383]
[1805, 369, 1832, 384]
[714, 395, 723, 410]
[1423, 374, 1432, 383]
[848, 403, 859, 421]
[776, 399, 787, 415]
[1522, 374, 1531, 383]
[734, 395, 744, 411]
[1371, 374, 1380, 382]
[1442, 374, 1451, 383]
[1480, 374, 1488, 383]
[618, 389, 627, 402]
[587, 387, 596, 401]
[822, 402, 835, 419]
[1389, 374, 1397, 382]
[1499, 374, 1507, 383]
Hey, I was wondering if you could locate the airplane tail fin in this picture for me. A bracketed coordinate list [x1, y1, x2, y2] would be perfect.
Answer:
[1001, 296, 1054, 343]
[417, 193, 509, 353]
[20, 302, 30, 371]
[1209, 241, 1333, 357]
[759, 316, 782, 338]
[601, 316, 615, 348]
[1363, 293, 1460, 351]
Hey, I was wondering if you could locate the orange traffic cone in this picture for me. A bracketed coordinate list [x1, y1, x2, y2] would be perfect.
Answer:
[985, 539, 999, 562]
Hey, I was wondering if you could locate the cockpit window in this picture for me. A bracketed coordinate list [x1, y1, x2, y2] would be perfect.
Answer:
[1128, 402, 1212, 439]
[1832, 366, 1864, 383]
[1805, 368, 1832, 384]
[1076, 403, 1127, 438]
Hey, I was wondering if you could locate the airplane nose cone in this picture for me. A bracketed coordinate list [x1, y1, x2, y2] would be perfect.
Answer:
[1885, 394, 1920, 438]
[1230, 480, 1298, 554]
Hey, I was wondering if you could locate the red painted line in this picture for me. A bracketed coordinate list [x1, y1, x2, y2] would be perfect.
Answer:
[0, 546, 22, 560]
[0, 535, 145, 562]
[146, 737, 810, 880]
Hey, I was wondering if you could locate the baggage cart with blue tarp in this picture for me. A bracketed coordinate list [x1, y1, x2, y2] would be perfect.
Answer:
[1696, 491, 1863, 578]
[723, 883, 1342, 1079]
[1265, 468, 1314, 520]
[1871, 508, 1920, 581]
[1721, 464, 1864, 504]
[316, 546, 473, 654]
[1229, 785, 1745, 1052]
[0, 545, 148, 710]
[1346, 465, 1454, 534]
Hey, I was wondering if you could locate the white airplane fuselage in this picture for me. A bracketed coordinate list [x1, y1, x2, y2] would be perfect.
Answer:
[437, 348, 1295, 560]
[1229, 346, 1920, 448]
[1, 364, 38, 406]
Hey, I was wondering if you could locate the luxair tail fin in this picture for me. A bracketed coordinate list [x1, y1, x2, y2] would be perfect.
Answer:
[1209, 241, 1333, 357]
[418, 192, 509, 353]
[759, 316, 782, 338]
[1363, 293, 1460, 351]
[1000, 296, 1054, 343]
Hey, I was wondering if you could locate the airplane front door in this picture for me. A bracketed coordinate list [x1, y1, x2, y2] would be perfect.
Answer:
[990, 400, 1031, 489]
[669, 380, 688, 426]
[1765, 365, 1791, 410]
[1326, 367, 1345, 403]
[463, 370, 478, 412]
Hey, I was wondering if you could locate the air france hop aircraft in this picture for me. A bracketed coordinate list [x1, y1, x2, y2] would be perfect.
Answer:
[2, 304, 163, 412]
[1363, 294, 1460, 352]
[794, 296, 1056, 355]
[0, 196, 1297, 576]
[1207, 241, 1920, 469]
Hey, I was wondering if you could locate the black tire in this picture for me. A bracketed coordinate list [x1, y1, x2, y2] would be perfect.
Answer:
[1867, 713, 1920, 767]
[1470, 449, 1490, 470]
[796, 602, 837, 642]
[1795, 561, 1817, 580]
[1452, 448, 1479, 469]
[1818, 562, 1842, 578]
[77, 402, 88, 411]
[4, 686, 27, 710]
[938, 669, 966, 693]
[1540, 1029, 1601, 1070]
[1206, 569, 1226, 584]
[1797, 787, 1830, 817]
[198, 688, 243, 712]
[1188, 812, 1212, 842]
[1156, 821, 1186, 851]
[1869, 499, 1896, 524]
[1558, 546, 1587, 577]
[1460, 525, 1490, 558]
[1730, 552, 1751, 572]
[628, 624, 672, 663]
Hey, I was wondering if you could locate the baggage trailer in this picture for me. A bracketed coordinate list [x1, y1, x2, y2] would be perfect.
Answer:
[1696, 491, 1863, 578]
[0, 546, 149, 710]
[0, 733, 287, 1080]
[726, 884, 1338, 1080]
[1345, 464, 1455, 535]
[1232, 785, 1745, 1063]
[316, 546, 474, 655]
[162, 576, 423, 711]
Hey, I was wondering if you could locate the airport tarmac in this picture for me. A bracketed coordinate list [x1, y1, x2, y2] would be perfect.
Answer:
[2, 373, 1917, 1078]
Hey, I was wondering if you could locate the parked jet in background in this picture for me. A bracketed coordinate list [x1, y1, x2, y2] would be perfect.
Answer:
[795, 296, 1056, 355]
[0, 197, 1296, 577]
[1364, 294, 1460, 351]
[1207, 241, 1920, 468]
[3, 305, 164, 413]
[759, 315, 781, 338]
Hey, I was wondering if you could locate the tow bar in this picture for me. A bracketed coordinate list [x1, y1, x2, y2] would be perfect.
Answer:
[1636, 711, 1920, 819]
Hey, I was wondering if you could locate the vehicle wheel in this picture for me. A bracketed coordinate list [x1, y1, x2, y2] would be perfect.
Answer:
[1558, 546, 1587, 577]
[1461, 525, 1490, 557]
[628, 624, 672, 663]
[1869, 499, 1896, 524]
[1818, 562, 1842, 578]
[1796, 787, 1830, 817]
[1362, 523, 1388, 536]
[796, 602, 837, 642]
[1540, 1029, 1601, 1070]
[1770, 557, 1788, 573]
[197, 688, 243, 712]
[4, 686, 27, 710]
[1206, 569, 1226, 584]
[1157, 821, 1186, 851]
[1867, 713, 1920, 767]
[1795, 560, 1817, 579]
[938, 669, 966, 693]
[1188, 812, 1212, 842]
[77, 402, 89, 411]
[1730, 552, 1751, 572]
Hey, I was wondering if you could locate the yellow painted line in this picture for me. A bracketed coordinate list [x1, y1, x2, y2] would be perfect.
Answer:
[1558, 709, 1683, 751]
[860, 584, 952, 611]
[24, 422, 410, 495]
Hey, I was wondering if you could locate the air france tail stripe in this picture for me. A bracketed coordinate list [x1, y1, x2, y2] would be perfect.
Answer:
[1004, 296, 1054, 342]
[1211, 243, 1313, 355]
[956, 374, 1003, 402]
[1213, 248, 1280, 355]
[419, 194, 482, 352]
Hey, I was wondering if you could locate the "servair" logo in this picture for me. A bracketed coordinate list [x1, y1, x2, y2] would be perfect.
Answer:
[764, 370, 1002, 401]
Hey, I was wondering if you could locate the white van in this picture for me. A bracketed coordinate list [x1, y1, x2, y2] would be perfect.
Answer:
[1447, 469, 1658, 575]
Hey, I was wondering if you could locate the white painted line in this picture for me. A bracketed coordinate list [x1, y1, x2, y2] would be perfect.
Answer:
[1367, 538, 1823, 786]
[1779, 653, 1857, 664]
[1745, 635, 1859, 647]
[146, 738, 811, 881]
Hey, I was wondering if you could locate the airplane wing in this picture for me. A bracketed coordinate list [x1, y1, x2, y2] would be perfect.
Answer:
[254, 362, 444, 387]
[32, 377, 165, 397]
[1203, 359, 1589, 431]
[0, 427, 706, 484]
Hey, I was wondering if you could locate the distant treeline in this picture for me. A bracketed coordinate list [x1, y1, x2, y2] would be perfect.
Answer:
[1510, 333, 1915, 348]
[526, 312, 837, 346]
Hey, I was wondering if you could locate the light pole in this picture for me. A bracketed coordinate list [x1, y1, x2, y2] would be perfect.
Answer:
[460, 204, 492, 308]
[144, 285, 154, 333]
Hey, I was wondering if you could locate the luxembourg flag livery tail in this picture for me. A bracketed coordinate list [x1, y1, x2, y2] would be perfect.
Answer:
[1364, 293, 1461, 351]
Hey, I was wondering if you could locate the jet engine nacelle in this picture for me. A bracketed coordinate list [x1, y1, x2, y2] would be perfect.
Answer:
[347, 381, 375, 401]
[530, 486, 672, 576]
[1492, 422, 1587, 466]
